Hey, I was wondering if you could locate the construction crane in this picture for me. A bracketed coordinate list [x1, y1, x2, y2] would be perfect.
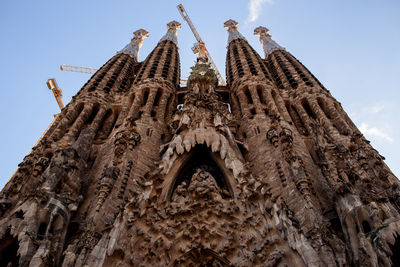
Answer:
[46, 78, 64, 111]
[8, 79, 63, 184]
[177, 4, 226, 86]
[60, 65, 97, 74]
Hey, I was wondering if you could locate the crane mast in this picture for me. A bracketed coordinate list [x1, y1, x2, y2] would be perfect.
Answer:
[177, 4, 226, 86]
[46, 78, 64, 111]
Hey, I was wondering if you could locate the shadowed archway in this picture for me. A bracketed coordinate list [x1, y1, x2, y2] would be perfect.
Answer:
[166, 145, 234, 201]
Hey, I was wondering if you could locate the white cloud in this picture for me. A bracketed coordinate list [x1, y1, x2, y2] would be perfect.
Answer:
[359, 123, 394, 143]
[247, 0, 274, 23]
[363, 104, 385, 114]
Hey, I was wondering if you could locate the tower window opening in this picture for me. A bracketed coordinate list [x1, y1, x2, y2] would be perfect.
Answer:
[153, 89, 162, 107]
[98, 109, 119, 139]
[172, 49, 180, 86]
[86, 104, 100, 125]
[286, 101, 308, 136]
[256, 86, 266, 104]
[249, 45, 270, 79]
[266, 57, 284, 89]
[274, 53, 298, 89]
[271, 89, 284, 116]
[226, 49, 234, 84]
[142, 88, 150, 107]
[88, 57, 118, 91]
[95, 109, 112, 139]
[244, 87, 253, 104]
[284, 53, 314, 87]
[162, 46, 173, 79]
[148, 47, 165, 79]
[241, 45, 258, 76]
[317, 98, 332, 119]
[68, 103, 85, 127]
[106, 57, 128, 90]
[109, 110, 119, 134]
[232, 45, 244, 78]
[301, 99, 316, 119]
[136, 50, 155, 82]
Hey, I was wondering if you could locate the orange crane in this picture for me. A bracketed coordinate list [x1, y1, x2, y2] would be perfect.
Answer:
[46, 78, 64, 111]
[8, 79, 63, 183]
[60, 65, 97, 74]
[177, 4, 226, 86]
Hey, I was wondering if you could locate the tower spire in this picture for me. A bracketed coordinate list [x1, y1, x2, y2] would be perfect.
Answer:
[254, 26, 284, 58]
[159, 20, 181, 46]
[224, 19, 246, 44]
[117, 29, 149, 61]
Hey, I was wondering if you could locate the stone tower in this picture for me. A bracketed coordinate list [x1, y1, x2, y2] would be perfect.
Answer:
[0, 18, 400, 267]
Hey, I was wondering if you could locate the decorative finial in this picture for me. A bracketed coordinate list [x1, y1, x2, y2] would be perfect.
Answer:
[254, 26, 270, 39]
[117, 29, 149, 61]
[224, 19, 239, 31]
[134, 29, 150, 40]
[254, 26, 284, 58]
[160, 20, 181, 46]
[224, 19, 246, 44]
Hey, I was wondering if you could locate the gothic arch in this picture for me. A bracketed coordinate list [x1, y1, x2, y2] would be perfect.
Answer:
[161, 145, 236, 201]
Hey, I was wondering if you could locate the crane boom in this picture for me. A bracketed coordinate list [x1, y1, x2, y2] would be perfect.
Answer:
[60, 65, 97, 74]
[177, 4, 226, 86]
[177, 4, 203, 43]
[46, 78, 64, 111]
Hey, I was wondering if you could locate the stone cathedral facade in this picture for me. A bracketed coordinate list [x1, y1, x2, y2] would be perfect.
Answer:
[0, 19, 400, 266]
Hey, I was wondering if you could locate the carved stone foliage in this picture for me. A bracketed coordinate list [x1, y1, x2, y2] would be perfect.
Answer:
[33, 157, 50, 177]
[267, 127, 279, 147]
[95, 165, 120, 212]
[112, 128, 140, 171]
[172, 248, 231, 267]
[174, 169, 225, 202]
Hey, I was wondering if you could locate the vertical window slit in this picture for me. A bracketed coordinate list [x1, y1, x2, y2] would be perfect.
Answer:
[256, 86, 266, 104]
[301, 99, 316, 119]
[244, 87, 253, 104]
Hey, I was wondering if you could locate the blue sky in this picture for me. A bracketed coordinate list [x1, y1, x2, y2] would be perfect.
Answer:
[0, 0, 399, 189]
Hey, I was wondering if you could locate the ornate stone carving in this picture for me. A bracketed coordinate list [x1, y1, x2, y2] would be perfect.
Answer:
[32, 157, 50, 177]
[95, 165, 120, 212]
[267, 128, 279, 147]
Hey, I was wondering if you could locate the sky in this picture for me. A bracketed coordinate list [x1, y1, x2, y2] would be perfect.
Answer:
[0, 0, 399, 189]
